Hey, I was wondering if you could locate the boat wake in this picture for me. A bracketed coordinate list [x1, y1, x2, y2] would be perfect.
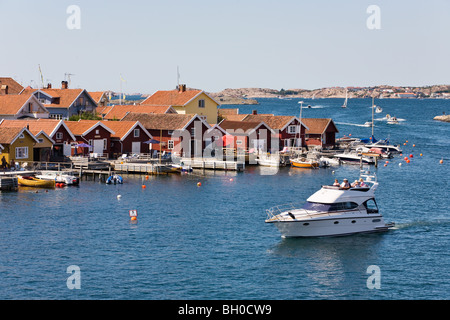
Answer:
[335, 122, 373, 127]
[392, 219, 450, 230]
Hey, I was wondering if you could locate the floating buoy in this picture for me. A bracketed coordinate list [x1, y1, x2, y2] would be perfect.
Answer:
[399, 163, 402, 166]
[403, 143, 407, 146]
[229, 178, 233, 182]
[197, 182, 202, 187]
[404, 157, 408, 161]
[349, 134, 352, 137]
[413, 144, 416, 147]
[142, 185, 146, 189]
[420, 153, 423, 156]
[117, 194, 122, 199]
[406, 140, 408, 143]
[131, 216, 137, 221]
[385, 161, 389, 164]
[384, 164, 387, 167]
[406, 159, 410, 163]
[409, 154, 413, 158]
[145, 175, 149, 180]
[440, 159, 444, 164]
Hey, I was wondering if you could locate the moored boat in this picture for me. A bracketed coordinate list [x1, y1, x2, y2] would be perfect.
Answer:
[18, 175, 56, 188]
[290, 157, 319, 168]
[106, 174, 123, 184]
[265, 173, 394, 237]
[36, 171, 79, 185]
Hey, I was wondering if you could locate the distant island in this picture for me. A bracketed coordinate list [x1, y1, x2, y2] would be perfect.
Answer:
[209, 84, 450, 104]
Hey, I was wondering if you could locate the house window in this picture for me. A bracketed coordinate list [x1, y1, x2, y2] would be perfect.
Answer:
[56, 132, 63, 140]
[288, 125, 297, 134]
[103, 139, 107, 150]
[38, 138, 44, 144]
[168, 140, 174, 149]
[95, 129, 99, 134]
[190, 128, 195, 138]
[15, 147, 28, 159]
[19, 133, 25, 139]
[198, 99, 205, 108]
[50, 114, 63, 120]
[134, 128, 140, 137]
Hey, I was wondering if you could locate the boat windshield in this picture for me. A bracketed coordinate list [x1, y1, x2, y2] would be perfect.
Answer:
[301, 201, 359, 212]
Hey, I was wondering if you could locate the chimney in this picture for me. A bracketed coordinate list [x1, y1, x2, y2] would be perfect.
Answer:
[252, 110, 258, 115]
[61, 81, 68, 89]
[47, 83, 52, 89]
[178, 84, 186, 93]
[0, 85, 8, 95]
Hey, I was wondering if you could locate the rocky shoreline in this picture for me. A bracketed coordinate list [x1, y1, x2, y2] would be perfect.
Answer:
[210, 84, 450, 103]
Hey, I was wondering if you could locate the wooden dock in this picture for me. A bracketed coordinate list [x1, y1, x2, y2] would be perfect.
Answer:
[0, 177, 18, 191]
[113, 162, 177, 175]
[177, 158, 245, 171]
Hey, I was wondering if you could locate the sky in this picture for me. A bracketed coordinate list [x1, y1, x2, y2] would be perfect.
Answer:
[0, 0, 449, 94]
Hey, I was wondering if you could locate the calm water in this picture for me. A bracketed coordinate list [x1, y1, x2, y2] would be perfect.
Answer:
[0, 98, 449, 300]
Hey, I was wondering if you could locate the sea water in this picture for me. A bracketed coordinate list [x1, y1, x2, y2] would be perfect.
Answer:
[0, 98, 449, 300]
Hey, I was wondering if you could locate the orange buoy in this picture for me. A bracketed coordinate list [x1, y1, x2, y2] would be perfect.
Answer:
[406, 159, 410, 163]
[406, 140, 408, 143]
[131, 216, 137, 221]
[384, 164, 387, 167]
[440, 159, 444, 164]
[197, 182, 202, 187]
[413, 144, 416, 147]
[385, 161, 389, 164]
[145, 175, 149, 180]
[142, 185, 146, 189]
[409, 154, 413, 158]
[404, 157, 408, 161]
[229, 178, 233, 182]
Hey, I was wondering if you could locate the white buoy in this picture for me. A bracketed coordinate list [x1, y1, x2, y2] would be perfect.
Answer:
[399, 163, 402, 167]
[117, 194, 122, 199]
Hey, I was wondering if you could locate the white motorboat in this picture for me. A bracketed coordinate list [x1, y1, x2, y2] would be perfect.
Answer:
[365, 139, 402, 153]
[334, 152, 375, 165]
[257, 154, 281, 167]
[36, 171, 79, 185]
[265, 173, 394, 237]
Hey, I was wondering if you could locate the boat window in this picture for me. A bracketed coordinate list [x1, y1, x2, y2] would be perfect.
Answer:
[364, 199, 379, 214]
[302, 201, 359, 212]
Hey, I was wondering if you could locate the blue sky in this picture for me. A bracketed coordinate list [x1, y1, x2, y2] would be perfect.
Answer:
[0, 0, 449, 93]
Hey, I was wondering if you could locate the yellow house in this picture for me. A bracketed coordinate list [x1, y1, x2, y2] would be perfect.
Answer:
[141, 84, 220, 124]
[0, 127, 39, 166]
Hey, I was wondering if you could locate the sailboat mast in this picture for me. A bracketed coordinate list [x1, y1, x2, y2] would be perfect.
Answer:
[371, 97, 375, 137]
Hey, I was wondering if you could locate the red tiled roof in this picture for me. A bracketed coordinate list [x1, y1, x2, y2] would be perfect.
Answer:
[0, 93, 34, 115]
[121, 113, 196, 130]
[102, 104, 175, 120]
[141, 89, 202, 106]
[301, 118, 339, 134]
[0, 77, 24, 95]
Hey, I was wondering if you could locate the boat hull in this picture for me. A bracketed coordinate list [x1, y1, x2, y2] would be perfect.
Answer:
[290, 160, 319, 168]
[18, 176, 56, 188]
[271, 215, 392, 238]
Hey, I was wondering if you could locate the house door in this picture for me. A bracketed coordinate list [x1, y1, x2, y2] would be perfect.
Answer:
[63, 143, 72, 157]
[132, 142, 141, 154]
[93, 140, 104, 154]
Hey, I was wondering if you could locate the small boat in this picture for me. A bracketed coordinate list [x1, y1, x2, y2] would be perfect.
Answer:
[257, 154, 281, 167]
[334, 152, 375, 165]
[365, 139, 402, 153]
[18, 175, 56, 188]
[290, 157, 319, 168]
[171, 164, 193, 172]
[387, 116, 399, 124]
[106, 174, 123, 184]
[265, 172, 395, 237]
[36, 171, 79, 185]
[342, 90, 348, 108]
[319, 156, 340, 167]
[375, 106, 382, 113]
